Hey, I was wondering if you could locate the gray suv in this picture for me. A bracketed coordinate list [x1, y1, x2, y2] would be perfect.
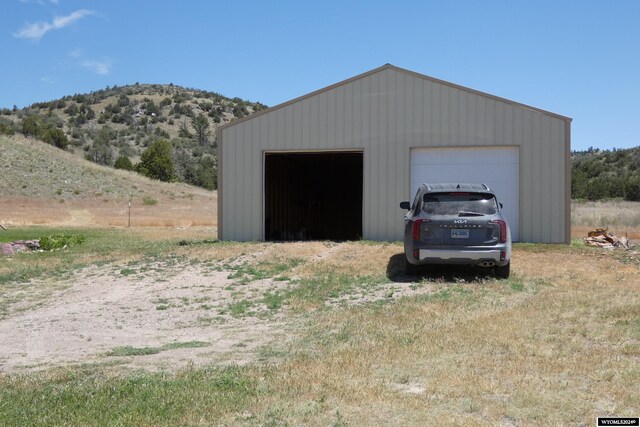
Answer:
[400, 183, 511, 278]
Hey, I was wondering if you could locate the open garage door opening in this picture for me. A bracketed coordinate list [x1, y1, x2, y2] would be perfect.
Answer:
[265, 152, 363, 241]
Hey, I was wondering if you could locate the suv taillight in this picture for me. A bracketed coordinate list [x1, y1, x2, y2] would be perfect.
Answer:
[490, 219, 507, 243]
[412, 219, 431, 240]
[412, 219, 424, 240]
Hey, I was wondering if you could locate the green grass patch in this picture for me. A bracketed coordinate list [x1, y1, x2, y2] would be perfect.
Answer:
[106, 341, 210, 357]
[263, 291, 284, 310]
[221, 300, 254, 317]
[106, 346, 161, 357]
[162, 341, 210, 350]
[508, 278, 525, 292]
[0, 264, 46, 287]
[0, 227, 194, 286]
[177, 239, 218, 246]
[0, 366, 254, 425]
[222, 272, 390, 316]
[120, 267, 136, 276]
[613, 318, 640, 338]
[142, 196, 158, 206]
[282, 273, 388, 310]
[226, 257, 304, 285]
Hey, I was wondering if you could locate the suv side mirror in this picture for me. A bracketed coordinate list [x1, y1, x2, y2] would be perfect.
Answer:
[499, 202, 503, 209]
[400, 201, 411, 210]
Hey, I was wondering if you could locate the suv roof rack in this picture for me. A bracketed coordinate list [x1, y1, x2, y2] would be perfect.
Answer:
[421, 183, 491, 192]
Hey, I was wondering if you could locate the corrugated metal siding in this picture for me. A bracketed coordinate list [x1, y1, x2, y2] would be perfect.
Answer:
[219, 67, 569, 243]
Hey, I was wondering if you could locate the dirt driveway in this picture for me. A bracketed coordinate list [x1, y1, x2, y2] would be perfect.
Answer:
[0, 242, 426, 373]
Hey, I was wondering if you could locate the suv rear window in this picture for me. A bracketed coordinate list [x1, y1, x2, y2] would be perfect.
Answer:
[421, 193, 498, 216]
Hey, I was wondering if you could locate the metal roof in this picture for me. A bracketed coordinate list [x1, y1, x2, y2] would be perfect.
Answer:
[217, 63, 572, 135]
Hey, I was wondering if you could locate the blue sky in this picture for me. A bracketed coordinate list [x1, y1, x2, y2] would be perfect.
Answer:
[1, 0, 639, 150]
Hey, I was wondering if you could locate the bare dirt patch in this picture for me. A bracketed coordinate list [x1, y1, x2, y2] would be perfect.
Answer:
[0, 260, 292, 373]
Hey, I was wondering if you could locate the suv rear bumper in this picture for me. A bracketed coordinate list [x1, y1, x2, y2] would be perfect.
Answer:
[420, 249, 501, 261]
[407, 245, 511, 267]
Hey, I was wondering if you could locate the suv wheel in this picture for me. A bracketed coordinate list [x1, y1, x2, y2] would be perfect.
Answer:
[495, 261, 510, 279]
[404, 257, 420, 275]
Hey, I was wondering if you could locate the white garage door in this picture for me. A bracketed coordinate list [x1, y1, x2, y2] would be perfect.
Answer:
[411, 147, 520, 241]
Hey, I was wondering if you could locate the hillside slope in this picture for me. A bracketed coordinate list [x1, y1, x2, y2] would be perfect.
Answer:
[0, 84, 266, 190]
[0, 135, 216, 228]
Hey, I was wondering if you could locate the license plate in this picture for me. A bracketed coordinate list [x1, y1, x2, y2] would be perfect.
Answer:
[451, 229, 469, 239]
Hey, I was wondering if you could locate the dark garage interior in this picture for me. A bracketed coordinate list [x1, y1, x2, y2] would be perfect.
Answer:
[265, 152, 363, 241]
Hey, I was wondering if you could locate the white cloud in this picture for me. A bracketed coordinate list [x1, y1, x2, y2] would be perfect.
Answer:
[81, 59, 111, 75]
[14, 9, 94, 41]
[19, 0, 61, 5]
[67, 48, 112, 75]
[69, 48, 83, 59]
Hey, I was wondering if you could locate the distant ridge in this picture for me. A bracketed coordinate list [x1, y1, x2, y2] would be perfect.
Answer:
[0, 83, 267, 191]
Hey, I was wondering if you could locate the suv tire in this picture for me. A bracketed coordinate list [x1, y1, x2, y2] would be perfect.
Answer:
[404, 257, 421, 275]
[495, 262, 510, 279]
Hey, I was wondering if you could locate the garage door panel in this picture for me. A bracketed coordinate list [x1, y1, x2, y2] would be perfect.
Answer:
[487, 165, 518, 182]
[411, 147, 520, 241]
[413, 150, 517, 166]
[411, 166, 515, 187]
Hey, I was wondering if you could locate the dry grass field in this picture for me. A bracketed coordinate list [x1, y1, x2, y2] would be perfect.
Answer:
[0, 231, 638, 425]
[572, 200, 640, 240]
[2, 134, 640, 424]
[1, 135, 217, 228]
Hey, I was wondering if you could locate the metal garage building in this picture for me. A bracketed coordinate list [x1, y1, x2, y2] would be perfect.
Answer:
[216, 64, 571, 243]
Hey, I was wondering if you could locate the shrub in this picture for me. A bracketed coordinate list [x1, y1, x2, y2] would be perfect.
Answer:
[105, 103, 121, 114]
[64, 104, 79, 116]
[86, 127, 115, 165]
[80, 104, 95, 120]
[39, 234, 86, 250]
[0, 118, 15, 135]
[136, 139, 176, 182]
[22, 116, 41, 137]
[195, 156, 217, 190]
[117, 94, 130, 107]
[625, 175, 640, 201]
[191, 114, 210, 146]
[114, 155, 134, 171]
[143, 99, 160, 116]
[41, 127, 69, 149]
[178, 120, 192, 138]
[154, 128, 170, 139]
[111, 114, 125, 124]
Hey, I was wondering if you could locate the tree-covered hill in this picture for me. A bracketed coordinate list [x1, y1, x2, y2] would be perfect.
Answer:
[0, 83, 267, 190]
[572, 146, 640, 201]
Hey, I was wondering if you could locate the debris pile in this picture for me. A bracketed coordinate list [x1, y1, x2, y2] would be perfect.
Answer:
[0, 240, 40, 255]
[584, 228, 632, 250]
